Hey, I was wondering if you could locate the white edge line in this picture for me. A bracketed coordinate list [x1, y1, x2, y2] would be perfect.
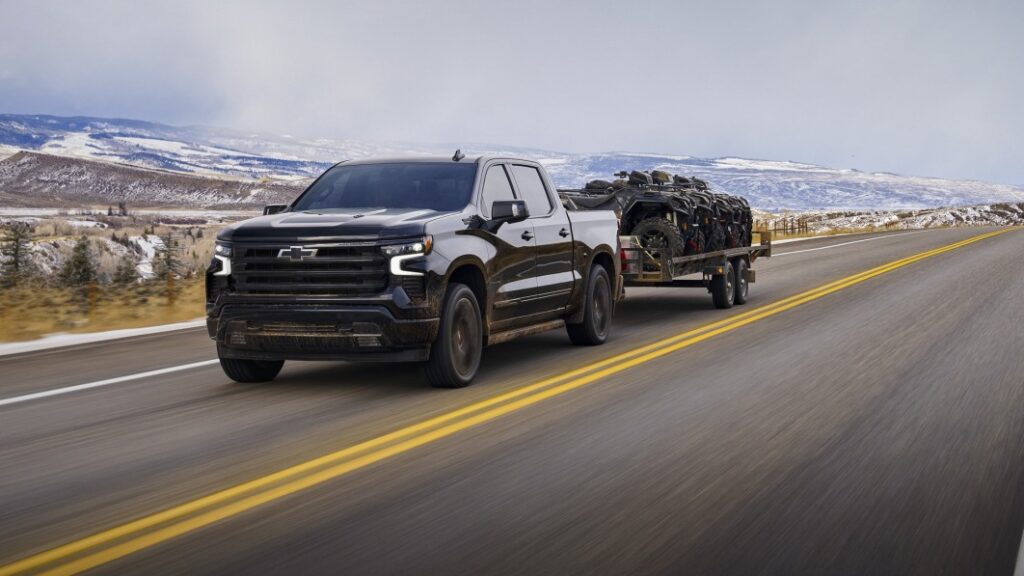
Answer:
[770, 231, 861, 245]
[773, 232, 920, 257]
[0, 359, 219, 408]
[1015, 525, 1024, 576]
[0, 319, 207, 358]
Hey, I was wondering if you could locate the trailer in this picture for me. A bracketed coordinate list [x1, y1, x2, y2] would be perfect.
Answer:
[619, 231, 772, 309]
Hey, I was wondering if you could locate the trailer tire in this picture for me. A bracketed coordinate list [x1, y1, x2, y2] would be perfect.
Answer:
[631, 217, 685, 267]
[732, 258, 749, 305]
[425, 282, 482, 388]
[710, 264, 735, 309]
[566, 264, 612, 346]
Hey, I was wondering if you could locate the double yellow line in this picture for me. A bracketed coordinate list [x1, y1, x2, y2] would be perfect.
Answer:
[1, 228, 1014, 576]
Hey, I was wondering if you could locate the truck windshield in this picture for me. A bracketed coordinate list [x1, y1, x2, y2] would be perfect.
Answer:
[292, 162, 478, 212]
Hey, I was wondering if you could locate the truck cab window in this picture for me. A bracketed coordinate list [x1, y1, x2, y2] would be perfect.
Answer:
[510, 165, 553, 217]
[293, 163, 477, 212]
[481, 164, 516, 217]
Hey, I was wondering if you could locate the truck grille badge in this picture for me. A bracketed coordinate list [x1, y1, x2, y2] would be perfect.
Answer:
[278, 246, 318, 261]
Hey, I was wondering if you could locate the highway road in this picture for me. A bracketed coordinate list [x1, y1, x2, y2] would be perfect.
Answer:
[1, 227, 1022, 575]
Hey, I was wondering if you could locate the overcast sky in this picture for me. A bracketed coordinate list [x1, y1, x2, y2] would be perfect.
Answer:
[1, 0, 1021, 184]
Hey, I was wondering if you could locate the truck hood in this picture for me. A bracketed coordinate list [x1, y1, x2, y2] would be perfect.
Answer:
[219, 208, 449, 241]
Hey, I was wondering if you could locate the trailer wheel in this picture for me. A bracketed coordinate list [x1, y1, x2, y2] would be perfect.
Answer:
[566, 264, 612, 346]
[425, 283, 482, 388]
[732, 258, 749, 305]
[710, 264, 735, 309]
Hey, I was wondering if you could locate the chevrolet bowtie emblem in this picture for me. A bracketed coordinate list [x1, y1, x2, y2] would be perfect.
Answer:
[278, 246, 318, 260]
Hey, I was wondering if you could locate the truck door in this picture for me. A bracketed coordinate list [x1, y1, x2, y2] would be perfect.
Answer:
[479, 163, 538, 327]
[509, 163, 575, 314]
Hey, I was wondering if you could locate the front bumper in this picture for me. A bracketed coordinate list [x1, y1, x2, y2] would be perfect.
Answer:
[210, 304, 439, 362]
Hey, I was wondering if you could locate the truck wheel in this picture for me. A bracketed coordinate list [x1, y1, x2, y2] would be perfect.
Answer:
[218, 355, 284, 383]
[631, 217, 685, 268]
[566, 264, 612, 345]
[425, 283, 482, 388]
[732, 258, 749, 305]
[710, 264, 735, 309]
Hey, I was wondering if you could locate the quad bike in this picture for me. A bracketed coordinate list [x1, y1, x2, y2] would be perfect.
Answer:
[559, 170, 752, 265]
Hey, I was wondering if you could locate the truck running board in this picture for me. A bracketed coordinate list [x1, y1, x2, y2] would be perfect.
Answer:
[487, 319, 566, 346]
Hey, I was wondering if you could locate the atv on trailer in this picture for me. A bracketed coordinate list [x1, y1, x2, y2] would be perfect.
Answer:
[559, 170, 753, 264]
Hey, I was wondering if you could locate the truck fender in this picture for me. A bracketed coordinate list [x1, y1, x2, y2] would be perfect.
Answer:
[567, 249, 618, 324]
[442, 256, 490, 337]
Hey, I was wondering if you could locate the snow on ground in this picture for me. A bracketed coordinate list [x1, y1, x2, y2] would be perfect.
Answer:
[0, 144, 20, 160]
[113, 136, 244, 158]
[38, 131, 102, 158]
[756, 202, 1024, 233]
[66, 219, 107, 228]
[132, 234, 164, 279]
[714, 157, 829, 172]
[4, 114, 1024, 211]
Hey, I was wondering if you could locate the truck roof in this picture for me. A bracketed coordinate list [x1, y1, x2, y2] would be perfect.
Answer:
[338, 155, 533, 166]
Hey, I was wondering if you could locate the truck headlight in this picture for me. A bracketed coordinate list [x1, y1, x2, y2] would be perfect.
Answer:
[212, 242, 232, 276]
[381, 236, 432, 257]
[383, 236, 432, 276]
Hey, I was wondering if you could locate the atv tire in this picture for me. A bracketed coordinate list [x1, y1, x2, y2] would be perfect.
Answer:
[631, 217, 685, 269]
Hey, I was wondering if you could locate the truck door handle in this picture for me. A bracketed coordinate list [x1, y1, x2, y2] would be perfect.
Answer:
[521, 231, 534, 241]
[558, 228, 569, 238]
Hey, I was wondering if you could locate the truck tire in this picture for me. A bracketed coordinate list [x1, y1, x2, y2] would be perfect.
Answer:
[710, 263, 735, 309]
[218, 355, 284, 383]
[425, 282, 482, 388]
[566, 264, 613, 346]
[732, 258, 749, 305]
[631, 217, 685, 265]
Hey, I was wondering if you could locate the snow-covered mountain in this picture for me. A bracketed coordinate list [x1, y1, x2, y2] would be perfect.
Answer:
[2, 114, 1022, 211]
[0, 151, 301, 208]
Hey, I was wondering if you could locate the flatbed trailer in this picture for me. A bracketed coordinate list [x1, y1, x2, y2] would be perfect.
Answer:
[619, 231, 772, 309]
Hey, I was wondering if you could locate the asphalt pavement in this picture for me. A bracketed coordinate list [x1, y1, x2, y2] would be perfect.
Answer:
[1, 227, 1022, 575]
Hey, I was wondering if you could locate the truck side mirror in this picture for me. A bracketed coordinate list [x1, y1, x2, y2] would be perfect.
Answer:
[490, 200, 529, 225]
[263, 204, 288, 215]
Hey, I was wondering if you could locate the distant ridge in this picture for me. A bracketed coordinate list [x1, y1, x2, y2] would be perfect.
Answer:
[2, 113, 1022, 210]
[0, 151, 302, 208]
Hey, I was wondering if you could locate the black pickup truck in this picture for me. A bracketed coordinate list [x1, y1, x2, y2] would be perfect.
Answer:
[206, 155, 621, 388]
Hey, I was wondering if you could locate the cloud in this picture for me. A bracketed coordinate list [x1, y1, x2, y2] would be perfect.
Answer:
[0, 0, 1021, 184]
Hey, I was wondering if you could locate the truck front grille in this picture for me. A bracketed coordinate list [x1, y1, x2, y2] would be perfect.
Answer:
[231, 242, 388, 296]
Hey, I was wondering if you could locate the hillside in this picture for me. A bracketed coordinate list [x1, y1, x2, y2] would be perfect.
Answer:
[0, 151, 303, 208]
[756, 203, 1024, 234]
[2, 113, 1023, 210]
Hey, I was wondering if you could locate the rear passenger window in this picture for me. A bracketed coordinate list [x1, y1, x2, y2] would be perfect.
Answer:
[510, 165, 553, 216]
[481, 165, 516, 217]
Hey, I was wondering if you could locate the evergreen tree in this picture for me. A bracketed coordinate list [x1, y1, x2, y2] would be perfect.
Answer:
[59, 236, 98, 288]
[153, 233, 183, 280]
[113, 256, 138, 285]
[0, 222, 35, 287]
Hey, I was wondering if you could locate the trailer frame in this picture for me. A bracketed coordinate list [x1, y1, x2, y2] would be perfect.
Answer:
[619, 231, 772, 307]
